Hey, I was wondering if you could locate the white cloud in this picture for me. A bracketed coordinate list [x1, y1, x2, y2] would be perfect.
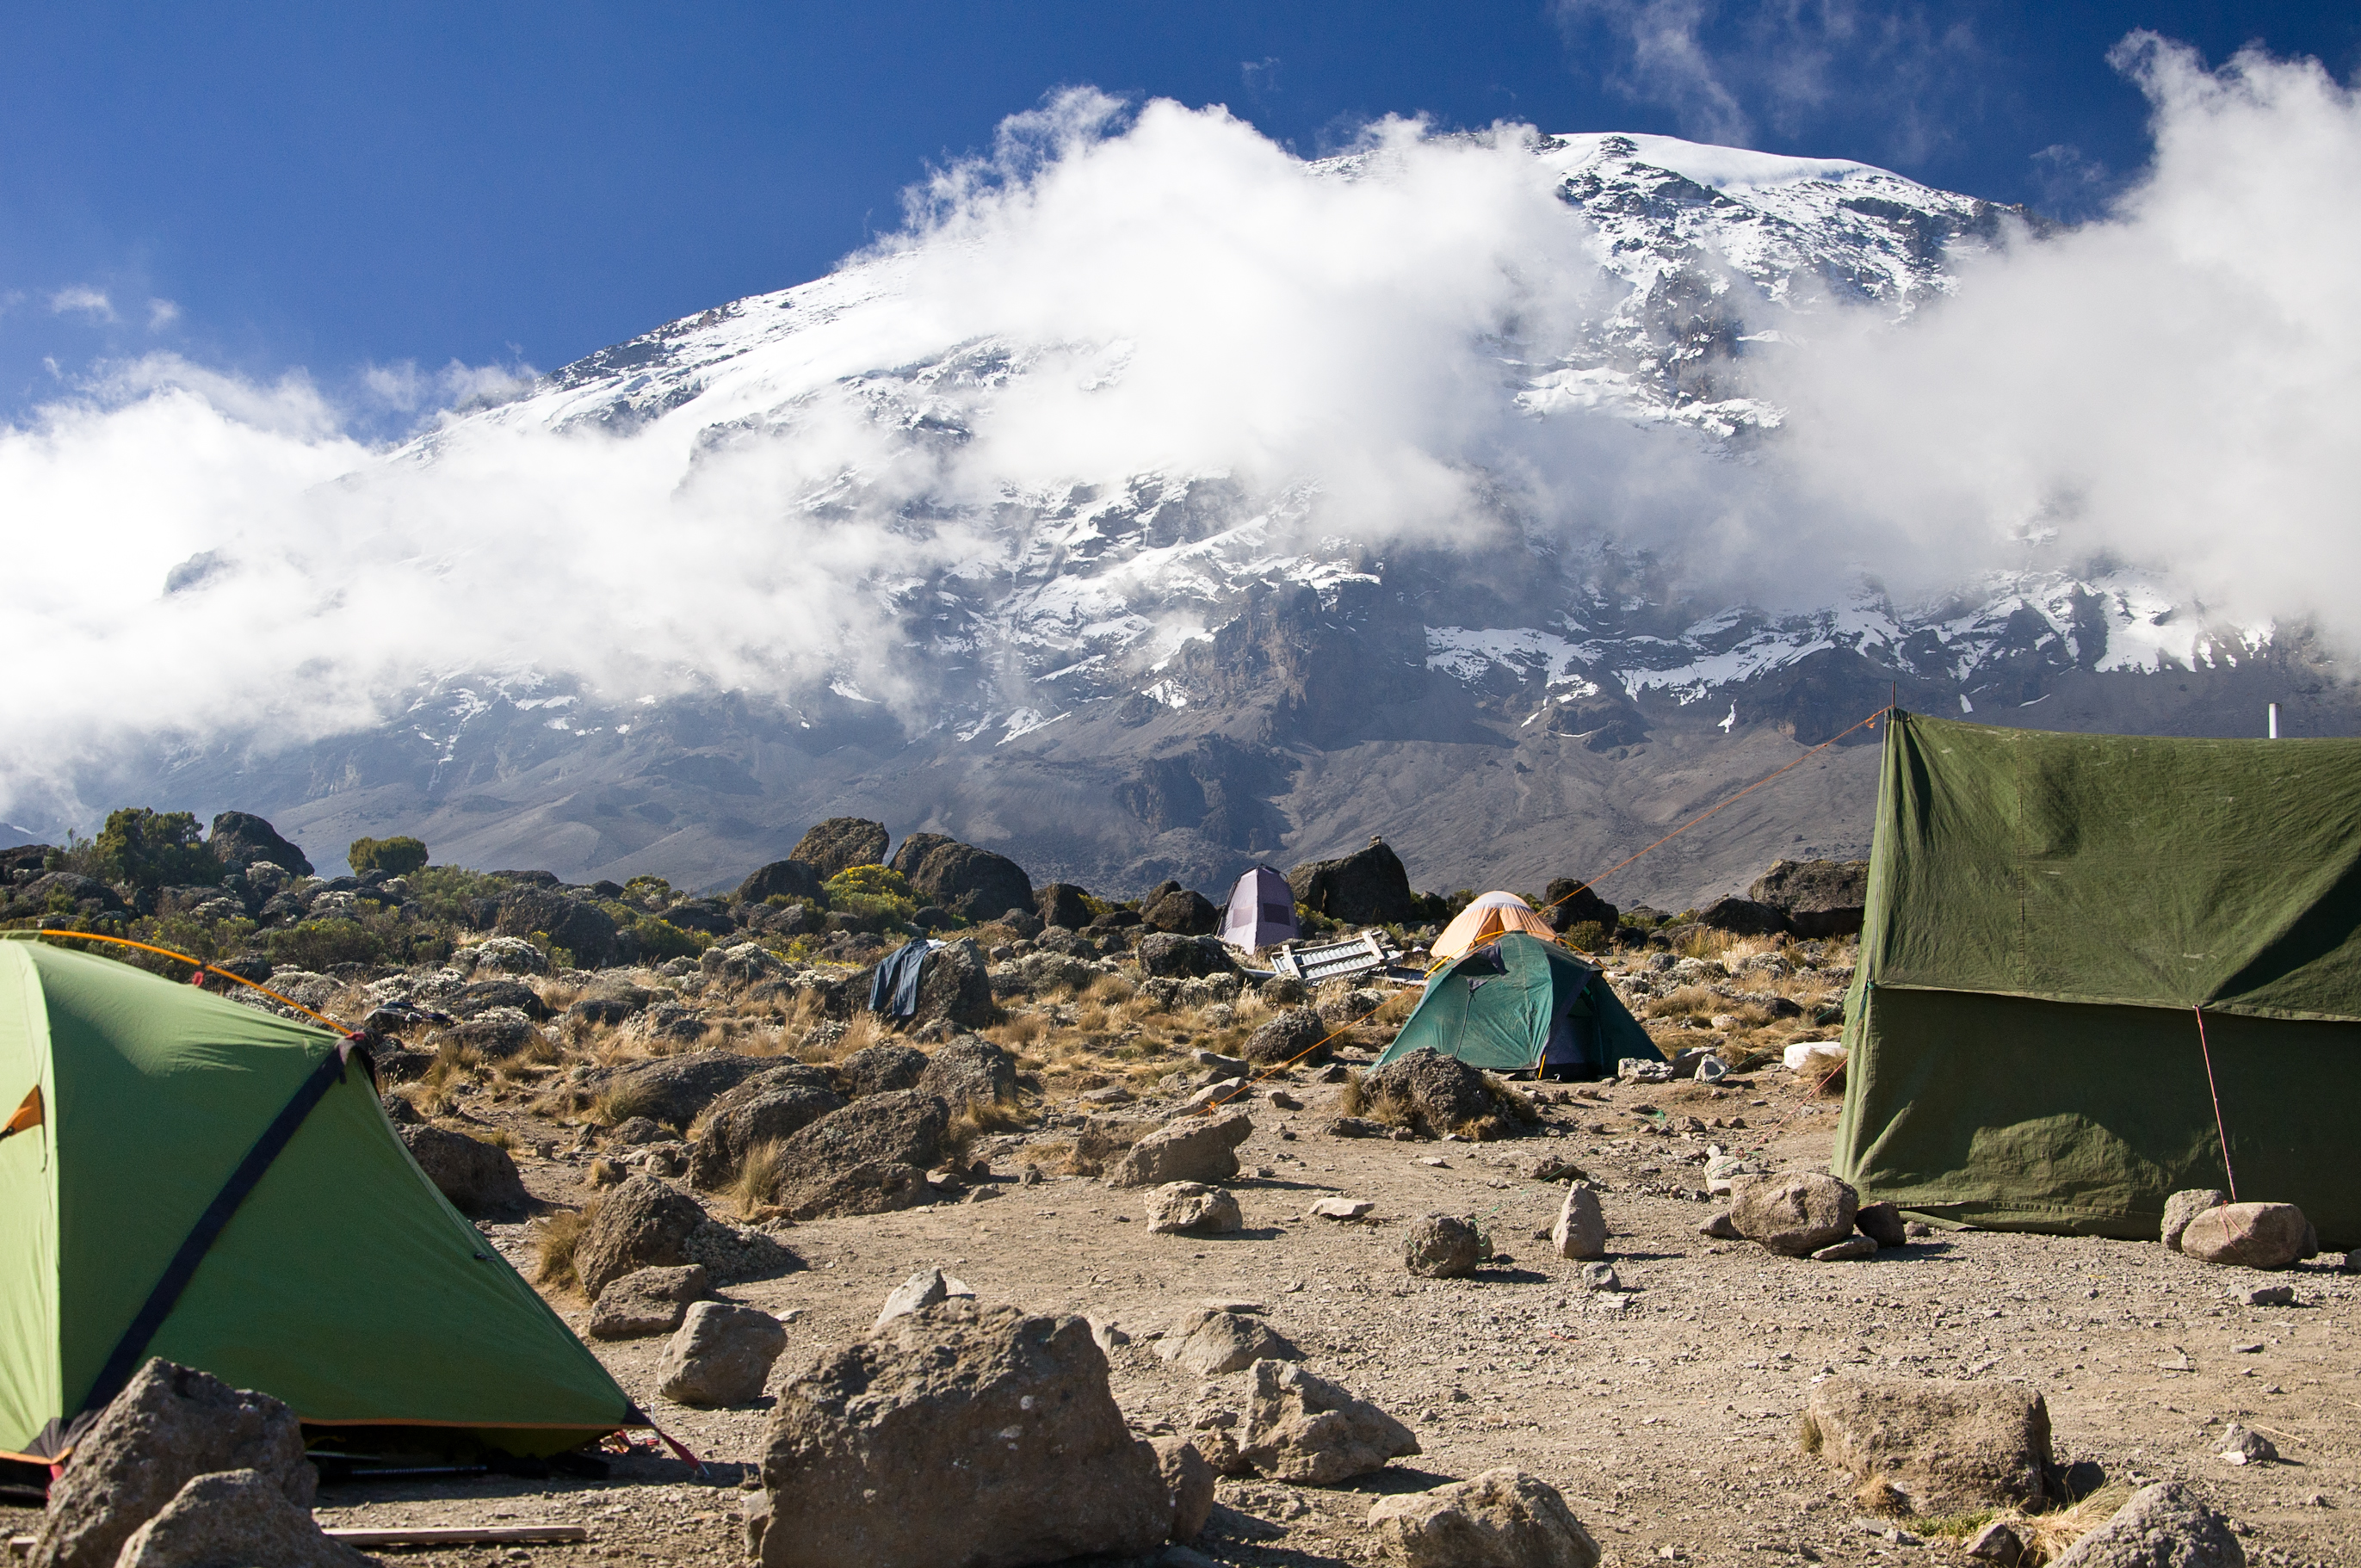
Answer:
[146, 298, 181, 330]
[48, 287, 114, 321]
[0, 37, 2355, 818]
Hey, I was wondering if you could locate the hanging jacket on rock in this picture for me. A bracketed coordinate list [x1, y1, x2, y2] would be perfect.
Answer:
[868, 937, 932, 1018]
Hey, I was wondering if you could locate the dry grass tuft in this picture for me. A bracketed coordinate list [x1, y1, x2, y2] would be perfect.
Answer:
[1083, 973, 1134, 1005]
[987, 1011, 1049, 1049]
[726, 1140, 788, 1219]
[531, 1201, 597, 1293]
[2019, 1485, 2134, 1564]
[590, 1079, 664, 1128]
[1337, 1069, 1366, 1119]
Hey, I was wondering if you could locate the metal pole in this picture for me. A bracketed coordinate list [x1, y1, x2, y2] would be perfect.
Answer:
[2269, 702, 2280, 740]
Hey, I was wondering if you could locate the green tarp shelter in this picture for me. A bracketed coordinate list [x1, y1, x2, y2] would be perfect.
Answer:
[1835, 711, 2361, 1248]
[1376, 933, 1659, 1077]
[0, 939, 636, 1460]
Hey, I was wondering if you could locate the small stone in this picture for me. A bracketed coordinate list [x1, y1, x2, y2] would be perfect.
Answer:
[1812, 1235, 1878, 1262]
[588, 1263, 712, 1341]
[2178, 1201, 2312, 1270]
[1237, 1360, 1419, 1485]
[875, 1266, 961, 1329]
[1309, 1197, 1375, 1220]
[2216, 1423, 2278, 1465]
[1546, 1183, 1608, 1262]
[1697, 1211, 1742, 1240]
[657, 1301, 789, 1406]
[2048, 1481, 2241, 1567]
[1963, 1517, 2025, 1565]
[1365, 1467, 1601, 1568]
[1579, 1262, 1620, 1293]
[1150, 1434, 1216, 1543]
[1147, 1182, 1244, 1236]
[1854, 1201, 1907, 1248]
[1730, 1171, 1858, 1257]
[1404, 1214, 1484, 1278]
[1155, 1310, 1300, 1376]
[2160, 1188, 2228, 1251]
[1267, 1090, 1301, 1110]
[2245, 1285, 2296, 1307]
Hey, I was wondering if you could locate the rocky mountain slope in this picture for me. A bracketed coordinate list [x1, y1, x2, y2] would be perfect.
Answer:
[137, 132, 2355, 904]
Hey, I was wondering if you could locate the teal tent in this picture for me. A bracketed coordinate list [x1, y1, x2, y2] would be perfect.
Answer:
[1375, 933, 1659, 1077]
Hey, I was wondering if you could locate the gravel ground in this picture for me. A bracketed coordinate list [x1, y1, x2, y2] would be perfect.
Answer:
[7, 1012, 2352, 1566]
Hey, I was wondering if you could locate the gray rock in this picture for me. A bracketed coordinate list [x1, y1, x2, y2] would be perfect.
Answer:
[1813, 1235, 1879, 1262]
[1365, 1468, 1602, 1568]
[1704, 1153, 1771, 1195]
[1698, 1211, 1743, 1240]
[1136, 932, 1236, 978]
[1360, 1049, 1525, 1137]
[28, 1360, 315, 1568]
[1749, 859, 1867, 939]
[1578, 1262, 1621, 1292]
[658, 1301, 790, 1406]
[1286, 841, 1418, 926]
[2162, 1188, 2229, 1251]
[575, 1175, 708, 1299]
[1150, 1435, 1216, 1543]
[1855, 1201, 1908, 1248]
[1964, 1516, 2027, 1565]
[1156, 1310, 1300, 1376]
[893, 838, 1035, 922]
[683, 1216, 803, 1284]
[1237, 1360, 1419, 1485]
[1146, 1182, 1243, 1235]
[576, 1050, 782, 1131]
[2179, 1202, 2311, 1270]
[875, 1265, 977, 1328]
[1309, 1197, 1375, 1220]
[2217, 1423, 2278, 1465]
[788, 817, 889, 879]
[394, 1123, 528, 1214]
[2049, 1480, 2246, 1567]
[915, 1034, 1021, 1114]
[1550, 1185, 1606, 1261]
[751, 1301, 1168, 1568]
[1616, 1058, 1674, 1083]
[1405, 1213, 1485, 1278]
[1731, 1171, 1860, 1257]
[1140, 886, 1221, 937]
[1241, 1006, 1329, 1066]
[112, 1468, 379, 1568]
[687, 1073, 850, 1189]
[1801, 1377, 2052, 1515]
[2245, 1284, 2295, 1307]
[1104, 1111, 1254, 1188]
[758, 1090, 952, 1219]
[588, 1264, 712, 1341]
[912, 939, 998, 1030]
[837, 1043, 930, 1097]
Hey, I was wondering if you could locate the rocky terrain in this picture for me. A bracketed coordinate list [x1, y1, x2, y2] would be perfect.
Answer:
[7, 815, 2352, 1566]
[84, 130, 2360, 908]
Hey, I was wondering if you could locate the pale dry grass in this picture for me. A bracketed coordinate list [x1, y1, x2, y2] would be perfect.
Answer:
[726, 1140, 789, 1219]
[530, 1202, 597, 1293]
[986, 1011, 1050, 1050]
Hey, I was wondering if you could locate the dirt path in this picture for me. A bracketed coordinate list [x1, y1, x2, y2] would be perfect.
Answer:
[10, 1060, 2319, 1567]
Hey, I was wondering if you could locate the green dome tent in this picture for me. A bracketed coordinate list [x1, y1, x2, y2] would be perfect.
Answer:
[1375, 933, 1659, 1077]
[0, 939, 635, 1461]
[1836, 711, 2361, 1247]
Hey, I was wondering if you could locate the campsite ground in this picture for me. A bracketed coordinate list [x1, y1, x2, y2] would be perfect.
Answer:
[9, 963, 2355, 1567]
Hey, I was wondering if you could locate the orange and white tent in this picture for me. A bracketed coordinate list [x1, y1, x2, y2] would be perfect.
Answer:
[1431, 891, 1561, 960]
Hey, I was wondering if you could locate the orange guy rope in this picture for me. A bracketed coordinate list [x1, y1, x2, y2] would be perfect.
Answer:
[0, 929, 357, 1035]
[2192, 1004, 2239, 1201]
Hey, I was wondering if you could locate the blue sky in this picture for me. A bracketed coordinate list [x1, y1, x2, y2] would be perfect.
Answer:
[1, 2, 2352, 420]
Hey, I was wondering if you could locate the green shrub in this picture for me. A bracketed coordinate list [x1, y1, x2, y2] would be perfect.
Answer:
[409, 865, 506, 927]
[1562, 920, 1612, 952]
[823, 865, 916, 930]
[629, 917, 706, 963]
[95, 808, 219, 892]
[348, 835, 429, 877]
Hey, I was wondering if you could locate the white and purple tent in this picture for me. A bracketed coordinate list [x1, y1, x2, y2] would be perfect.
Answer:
[1218, 865, 1300, 953]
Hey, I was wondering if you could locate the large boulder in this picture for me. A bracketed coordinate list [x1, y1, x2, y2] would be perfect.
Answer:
[1750, 859, 1869, 940]
[758, 1090, 951, 1219]
[574, 1176, 708, 1299]
[1135, 932, 1237, 979]
[688, 1074, 850, 1189]
[1242, 1006, 1329, 1065]
[2161, 1188, 2229, 1251]
[1693, 895, 1789, 937]
[893, 838, 1035, 922]
[1367, 1469, 1602, 1568]
[1359, 1049, 1524, 1139]
[837, 1043, 930, 1098]
[1730, 1172, 1860, 1257]
[437, 1010, 544, 1061]
[1103, 1110, 1254, 1188]
[112, 1469, 377, 1568]
[575, 1050, 780, 1131]
[916, 1034, 1021, 1115]
[1802, 1378, 2052, 1515]
[1541, 879, 1618, 936]
[2178, 1202, 2314, 1270]
[913, 939, 998, 1029]
[207, 812, 313, 878]
[1140, 883, 1219, 935]
[1035, 883, 1094, 929]
[2049, 1481, 2245, 1568]
[1287, 838, 1418, 926]
[1156, 1309, 1299, 1375]
[588, 1264, 712, 1340]
[658, 1301, 789, 1406]
[1237, 1360, 1419, 1485]
[448, 978, 553, 1022]
[738, 859, 824, 905]
[751, 1302, 1169, 1568]
[791, 818, 891, 879]
[493, 888, 621, 966]
[28, 1359, 315, 1568]
[394, 1123, 529, 1214]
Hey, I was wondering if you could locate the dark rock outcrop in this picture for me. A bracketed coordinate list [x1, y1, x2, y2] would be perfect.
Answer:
[1288, 839, 1417, 925]
[1693, 895, 1788, 938]
[1035, 883, 1094, 930]
[837, 1043, 930, 1098]
[575, 1175, 708, 1298]
[1135, 932, 1237, 979]
[1542, 877, 1618, 935]
[895, 840, 1035, 921]
[206, 812, 313, 878]
[395, 1123, 530, 1214]
[759, 1090, 952, 1219]
[493, 889, 621, 966]
[1140, 883, 1219, 935]
[738, 859, 824, 905]
[1750, 859, 1868, 939]
[790, 818, 890, 878]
